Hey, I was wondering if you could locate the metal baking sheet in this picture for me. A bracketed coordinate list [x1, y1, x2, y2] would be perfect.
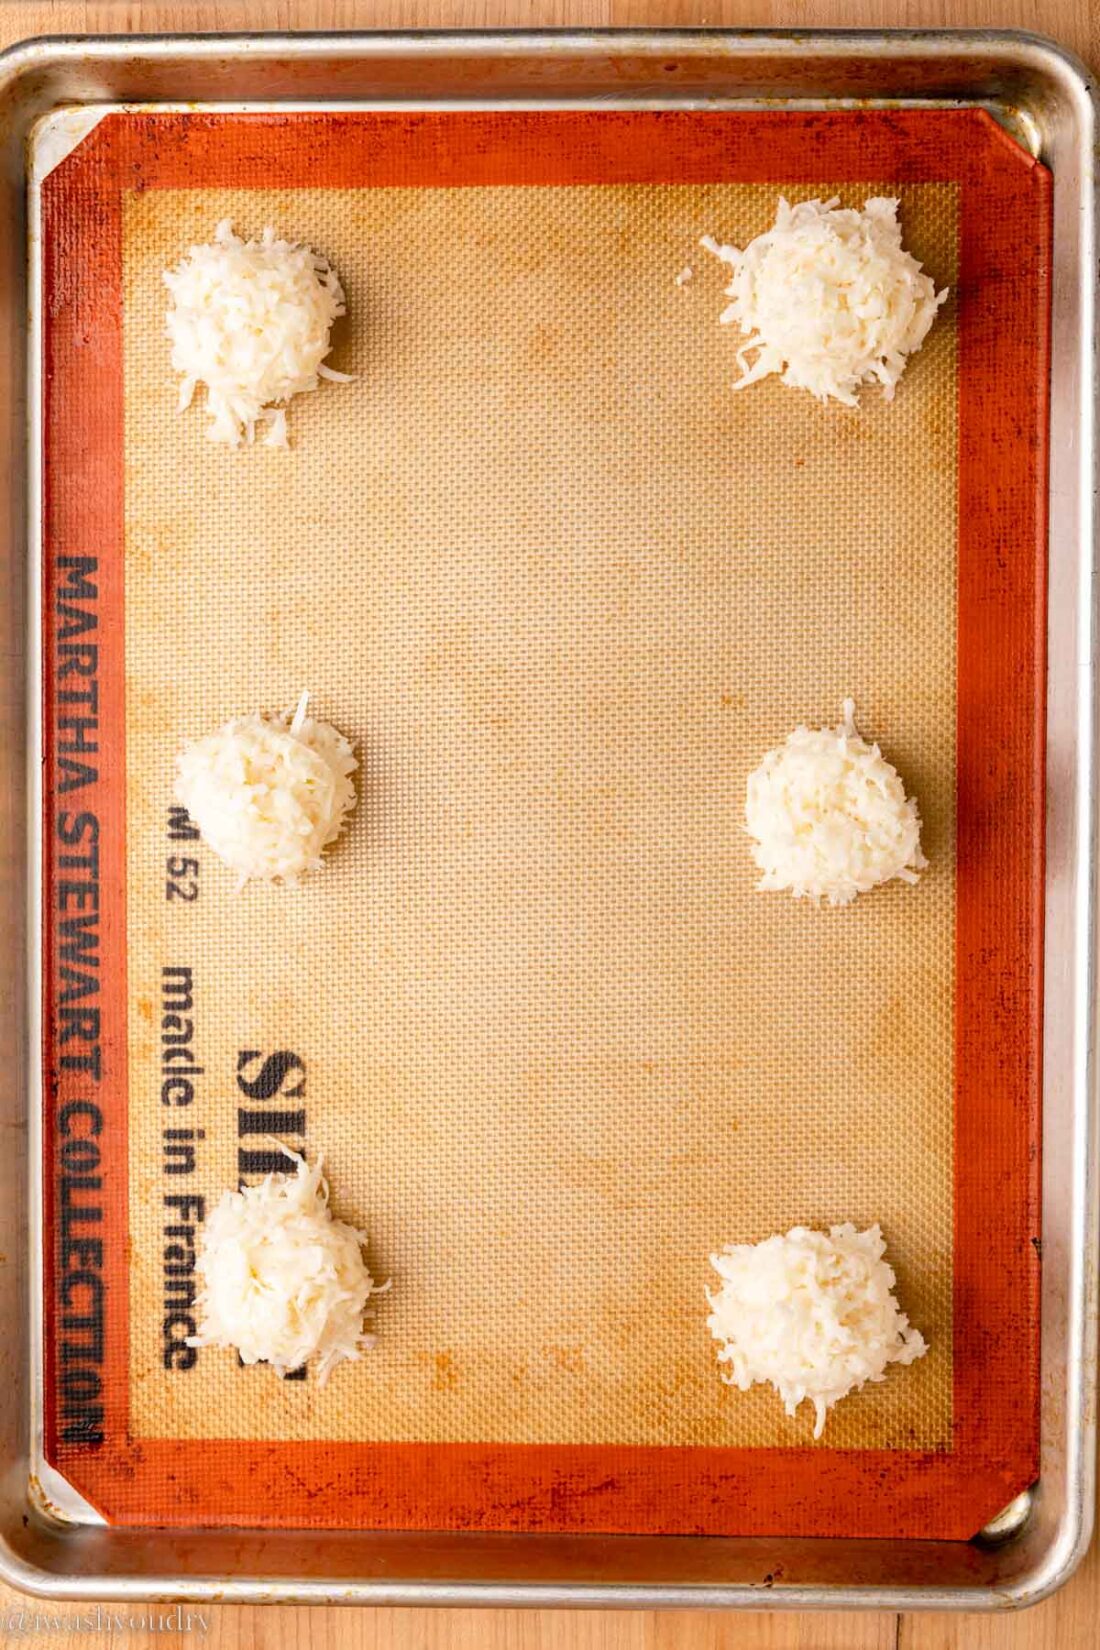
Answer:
[1, 27, 1095, 1609]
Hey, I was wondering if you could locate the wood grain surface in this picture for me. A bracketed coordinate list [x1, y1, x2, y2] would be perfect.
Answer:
[5, 0, 1093, 1643]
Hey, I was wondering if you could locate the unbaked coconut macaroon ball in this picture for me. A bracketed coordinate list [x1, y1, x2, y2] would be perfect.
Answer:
[175, 692, 357, 887]
[701, 195, 948, 406]
[189, 1147, 385, 1384]
[164, 219, 352, 447]
[706, 1223, 927, 1438]
[744, 700, 925, 906]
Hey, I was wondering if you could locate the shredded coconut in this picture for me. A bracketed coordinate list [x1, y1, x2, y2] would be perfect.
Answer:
[745, 699, 925, 905]
[707, 1223, 927, 1438]
[189, 1146, 384, 1383]
[701, 196, 948, 405]
[164, 220, 353, 447]
[175, 692, 357, 886]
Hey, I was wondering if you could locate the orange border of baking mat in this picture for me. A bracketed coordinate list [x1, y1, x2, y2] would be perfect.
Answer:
[40, 109, 1049, 1539]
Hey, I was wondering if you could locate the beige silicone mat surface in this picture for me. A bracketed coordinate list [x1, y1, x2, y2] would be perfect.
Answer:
[123, 180, 957, 1451]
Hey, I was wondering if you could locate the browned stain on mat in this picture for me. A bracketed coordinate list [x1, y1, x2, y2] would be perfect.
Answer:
[123, 180, 957, 1450]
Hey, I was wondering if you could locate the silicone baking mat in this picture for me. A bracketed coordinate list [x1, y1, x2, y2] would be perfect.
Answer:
[41, 109, 1048, 1538]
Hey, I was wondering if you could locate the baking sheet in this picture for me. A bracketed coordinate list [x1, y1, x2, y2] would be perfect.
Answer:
[40, 108, 1047, 1539]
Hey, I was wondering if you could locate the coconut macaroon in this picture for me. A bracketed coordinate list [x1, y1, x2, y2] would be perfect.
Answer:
[175, 692, 357, 887]
[189, 1147, 385, 1383]
[707, 1223, 927, 1438]
[701, 196, 948, 406]
[744, 700, 925, 906]
[164, 219, 352, 447]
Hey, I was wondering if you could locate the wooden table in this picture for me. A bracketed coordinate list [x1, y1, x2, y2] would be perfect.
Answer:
[7, 0, 1093, 1643]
